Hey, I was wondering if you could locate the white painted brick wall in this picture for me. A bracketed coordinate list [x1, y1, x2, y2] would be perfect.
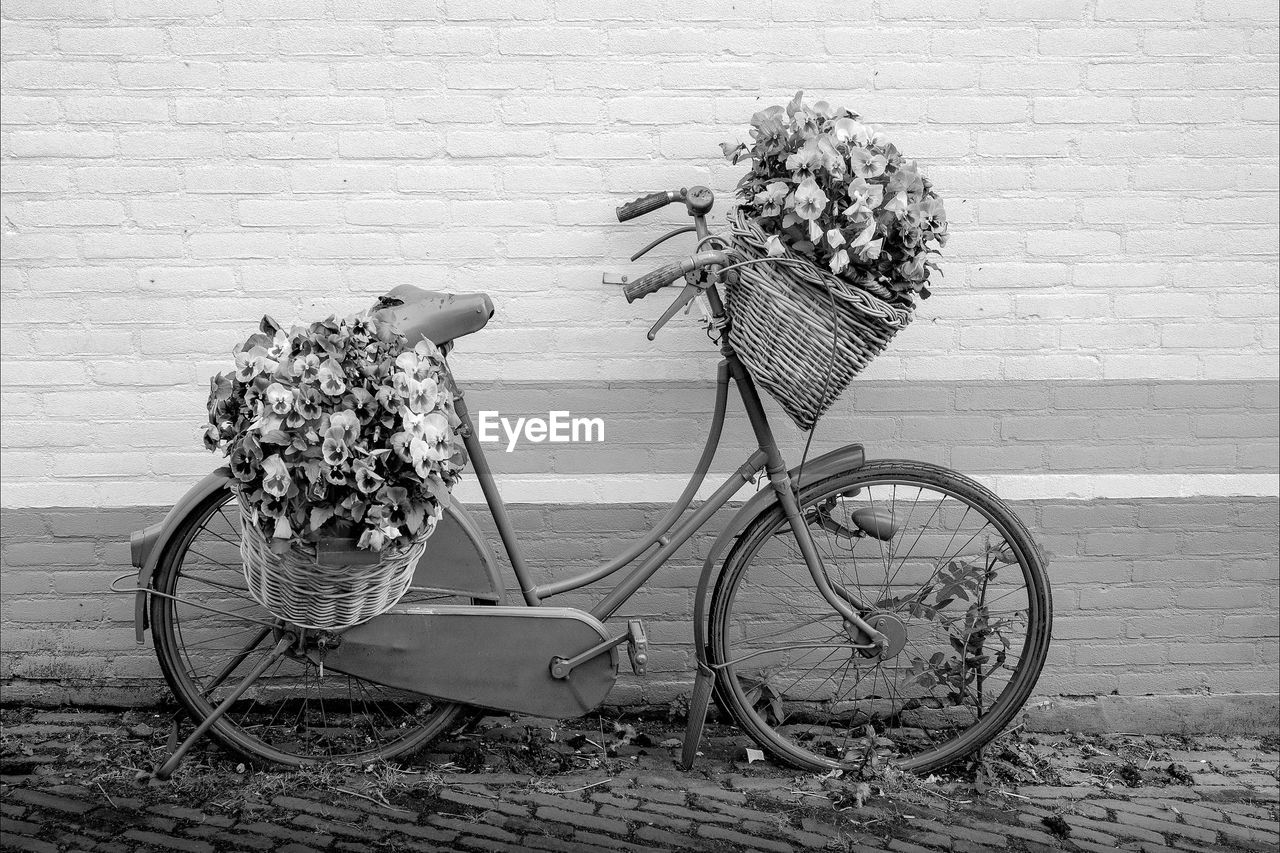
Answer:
[1, 1, 1278, 506]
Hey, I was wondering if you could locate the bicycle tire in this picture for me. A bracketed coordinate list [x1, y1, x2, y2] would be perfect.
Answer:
[150, 484, 474, 768]
[709, 460, 1051, 773]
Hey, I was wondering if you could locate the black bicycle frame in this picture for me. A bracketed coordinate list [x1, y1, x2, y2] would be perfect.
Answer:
[448, 279, 871, 635]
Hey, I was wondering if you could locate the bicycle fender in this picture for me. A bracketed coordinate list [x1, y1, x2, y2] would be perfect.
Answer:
[130, 467, 234, 644]
[129, 469, 506, 644]
[411, 499, 506, 606]
[690, 443, 865, 662]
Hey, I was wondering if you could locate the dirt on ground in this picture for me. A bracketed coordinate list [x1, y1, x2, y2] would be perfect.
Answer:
[2, 705, 1278, 852]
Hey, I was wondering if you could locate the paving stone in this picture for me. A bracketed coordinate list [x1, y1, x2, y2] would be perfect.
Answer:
[290, 811, 378, 840]
[535, 805, 630, 836]
[367, 814, 456, 843]
[1000, 822, 1063, 847]
[121, 829, 214, 853]
[745, 819, 834, 850]
[641, 787, 693, 807]
[687, 783, 748, 805]
[6, 788, 96, 814]
[183, 828, 274, 850]
[1180, 812, 1280, 846]
[590, 791, 640, 809]
[0, 832, 58, 853]
[439, 787, 503, 810]
[521, 834, 618, 853]
[599, 802, 692, 832]
[428, 815, 521, 844]
[635, 824, 698, 848]
[498, 812, 573, 837]
[1113, 809, 1219, 844]
[512, 790, 597, 814]
[1061, 814, 1122, 846]
[697, 823, 794, 853]
[273, 794, 363, 822]
[0, 802, 28, 818]
[460, 837, 530, 853]
[575, 828, 656, 852]
[0, 816, 42, 836]
[146, 804, 234, 826]
[885, 837, 937, 853]
[235, 819, 333, 847]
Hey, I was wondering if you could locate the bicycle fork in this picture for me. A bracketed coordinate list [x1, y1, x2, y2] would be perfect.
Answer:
[680, 356, 887, 770]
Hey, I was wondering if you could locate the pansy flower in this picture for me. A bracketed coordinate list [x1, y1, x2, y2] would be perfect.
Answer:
[793, 177, 829, 221]
[329, 410, 361, 445]
[317, 358, 346, 396]
[322, 426, 349, 466]
[753, 181, 791, 216]
[295, 387, 323, 421]
[234, 347, 267, 382]
[261, 454, 290, 497]
[850, 148, 888, 179]
[353, 460, 384, 495]
[293, 353, 321, 383]
[406, 376, 439, 414]
[264, 382, 295, 416]
[395, 351, 419, 377]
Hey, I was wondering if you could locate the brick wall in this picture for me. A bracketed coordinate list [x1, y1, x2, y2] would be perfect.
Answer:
[1, 494, 1277, 731]
[1, 2, 1277, 725]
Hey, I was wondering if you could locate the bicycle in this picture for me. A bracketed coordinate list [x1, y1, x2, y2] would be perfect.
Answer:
[123, 185, 1051, 780]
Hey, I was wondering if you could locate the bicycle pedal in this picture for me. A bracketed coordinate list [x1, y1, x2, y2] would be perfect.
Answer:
[626, 619, 648, 676]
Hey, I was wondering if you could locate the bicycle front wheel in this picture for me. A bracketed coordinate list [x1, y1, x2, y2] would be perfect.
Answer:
[150, 485, 471, 768]
[709, 460, 1051, 773]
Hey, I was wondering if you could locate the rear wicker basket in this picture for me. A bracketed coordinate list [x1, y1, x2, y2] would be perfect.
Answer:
[726, 210, 915, 430]
[239, 502, 430, 631]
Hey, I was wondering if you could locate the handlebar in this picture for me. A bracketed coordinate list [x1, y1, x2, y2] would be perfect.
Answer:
[623, 260, 687, 302]
[617, 190, 681, 222]
[622, 250, 734, 302]
[616, 186, 715, 223]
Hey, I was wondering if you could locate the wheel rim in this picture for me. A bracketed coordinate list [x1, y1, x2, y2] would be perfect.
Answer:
[713, 469, 1047, 772]
[152, 489, 465, 766]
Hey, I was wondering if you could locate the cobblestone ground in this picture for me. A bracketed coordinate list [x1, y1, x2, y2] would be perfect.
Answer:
[1, 707, 1276, 853]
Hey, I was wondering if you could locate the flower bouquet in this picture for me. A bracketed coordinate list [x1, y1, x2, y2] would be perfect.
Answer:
[719, 92, 948, 429]
[204, 311, 465, 629]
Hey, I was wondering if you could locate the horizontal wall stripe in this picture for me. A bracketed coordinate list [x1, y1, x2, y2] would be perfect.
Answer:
[2, 379, 1274, 508]
[3, 473, 1277, 510]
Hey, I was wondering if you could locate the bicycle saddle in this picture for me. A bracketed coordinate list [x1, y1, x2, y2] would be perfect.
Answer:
[374, 284, 493, 346]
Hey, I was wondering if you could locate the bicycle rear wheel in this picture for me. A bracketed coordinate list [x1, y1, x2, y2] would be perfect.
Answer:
[150, 485, 471, 768]
[709, 460, 1051, 773]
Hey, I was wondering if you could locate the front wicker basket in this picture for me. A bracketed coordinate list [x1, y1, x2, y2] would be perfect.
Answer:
[239, 505, 430, 632]
[726, 211, 916, 430]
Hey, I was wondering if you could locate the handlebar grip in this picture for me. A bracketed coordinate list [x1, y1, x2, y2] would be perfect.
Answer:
[623, 261, 687, 302]
[617, 191, 676, 222]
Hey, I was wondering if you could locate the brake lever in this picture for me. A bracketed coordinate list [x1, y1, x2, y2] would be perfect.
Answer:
[630, 225, 698, 262]
[647, 280, 704, 341]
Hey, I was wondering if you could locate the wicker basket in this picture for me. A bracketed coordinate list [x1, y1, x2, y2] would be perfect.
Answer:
[239, 504, 431, 631]
[726, 211, 916, 430]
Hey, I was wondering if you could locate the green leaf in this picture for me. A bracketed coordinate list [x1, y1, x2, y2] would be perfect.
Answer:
[309, 506, 334, 532]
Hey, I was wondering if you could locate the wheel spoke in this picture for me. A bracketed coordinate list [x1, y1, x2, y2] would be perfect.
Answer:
[151, 486, 470, 768]
[710, 464, 1049, 774]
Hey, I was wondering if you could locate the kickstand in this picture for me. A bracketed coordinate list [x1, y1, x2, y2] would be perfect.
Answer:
[152, 635, 292, 781]
[680, 660, 716, 771]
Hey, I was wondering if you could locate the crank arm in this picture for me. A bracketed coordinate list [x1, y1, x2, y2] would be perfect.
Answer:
[550, 620, 648, 679]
